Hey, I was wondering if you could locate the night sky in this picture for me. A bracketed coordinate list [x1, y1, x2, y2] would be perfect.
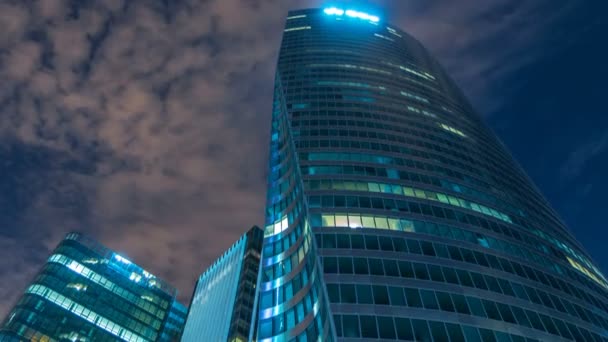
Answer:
[0, 0, 606, 317]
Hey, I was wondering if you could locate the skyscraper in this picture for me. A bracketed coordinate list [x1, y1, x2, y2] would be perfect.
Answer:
[257, 7, 608, 342]
[181, 226, 263, 342]
[0, 232, 187, 342]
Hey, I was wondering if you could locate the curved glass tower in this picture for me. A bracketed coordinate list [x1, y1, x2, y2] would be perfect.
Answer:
[257, 7, 608, 342]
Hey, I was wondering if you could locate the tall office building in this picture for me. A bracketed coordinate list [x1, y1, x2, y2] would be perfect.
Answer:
[258, 7, 608, 342]
[0, 232, 187, 342]
[181, 226, 263, 342]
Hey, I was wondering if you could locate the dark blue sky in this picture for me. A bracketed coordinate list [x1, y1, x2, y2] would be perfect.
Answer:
[484, 2, 608, 270]
[0, 0, 605, 314]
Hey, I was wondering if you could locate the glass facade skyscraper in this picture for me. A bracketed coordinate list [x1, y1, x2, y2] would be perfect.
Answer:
[182, 226, 263, 342]
[0, 232, 187, 342]
[258, 7, 608, 342]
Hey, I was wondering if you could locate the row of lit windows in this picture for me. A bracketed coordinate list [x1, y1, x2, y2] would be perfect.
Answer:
[31, 273, 161, 338]
[34, 269, 161, 329]
[5, 301, 119, 342]
[301, 164, 599, 288]
[333, 315, 540, 342]
[55, 244, 169, 308]
[302, 167, 511, 222]
[25, 284, 148, 342]
[47, 253, 166, 321]
[311, 206, 606, 296]
[316, 231, 608, 318]
[303, 175, 523, 222]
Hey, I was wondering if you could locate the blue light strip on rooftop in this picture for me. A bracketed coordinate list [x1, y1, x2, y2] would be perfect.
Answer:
[323, 7, 379, 22]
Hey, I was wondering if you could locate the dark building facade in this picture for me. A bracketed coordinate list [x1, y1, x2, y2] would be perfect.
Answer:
[257, 7, 608, 342]
[181, 226, 263, 342]
[0, 232, 187, 342]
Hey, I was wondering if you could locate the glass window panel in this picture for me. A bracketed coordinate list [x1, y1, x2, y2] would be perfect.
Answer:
[413, 263, 430, 280]
[479, 328, 497, 342]
[407, 239, 422, 254]
[456, 269, 474, 287]
[327, 284, 340, 303]
[411, 319, 431, 342]
[362, 215, 375, 228]
[388, 286, 405, 306]
[496, 303, 516, 324]
[377, 316, 396, 339]
[360, 315, 378, 338]
[435, 243, 449, 258]
[335, 215, 348, 227]
[342, 315, 360, 338]
[323, 257, 337, 273]
[452, 293, 470, 314]
[336, 234, 350, 248]
[404, 288, 422, 308]
[378, 236, 394, 251]
[467, 297, 486, 317]
[443, 267, 460, 284]
[375, 216, 389, 229]
[373, 285, 390, 305]
[338, 257, 353, 274]
[365, 236, 379, 250]
[420, 289, 439, 309]
[447, 245, 463, 260]
[333, 315, 342, 337]
[323, 234, 337, 248]
[393, 238, 407, 252]
[356, 284, 373, 304]
[485, 276, 502, 293]
[446, 323, 465, 341]
[353, 257, 369, 275]
[383, 259, 399, 277]
[399, 261, 414, 278]
[428, 264, 445, 282]
[347, 214, 362, 228]
[395, 318, 414, 340]
[436, 291, 455, 312]
[553, 319, 572, 339]
[369, 258, 384, 275]
[420, 241, 436, 256]
[340, 284, 356, 304]
[351, 235, 364, 249]
[463, 326, 482, 342]
[471, 273, 488, 290]
[497, 278, 515, 296]
[511, 306, 531, 328]
[429, 321, 449, 342]
[321, 214, 335, 227]
[482, 300, 501, 320]
[538, 314, 558, 335]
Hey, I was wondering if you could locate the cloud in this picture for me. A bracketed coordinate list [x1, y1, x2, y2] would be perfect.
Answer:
[0, 0, 591, 319]
[560, 133, 608, 180]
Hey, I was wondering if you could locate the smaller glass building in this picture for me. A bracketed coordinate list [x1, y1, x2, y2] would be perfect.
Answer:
[181, 226, 263, 342]
[0, 232, 187, 342]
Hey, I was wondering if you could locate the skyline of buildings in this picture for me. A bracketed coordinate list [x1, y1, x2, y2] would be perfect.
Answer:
[0, 6, 606, 342]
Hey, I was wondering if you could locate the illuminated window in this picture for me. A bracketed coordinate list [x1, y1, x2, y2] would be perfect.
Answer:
[284, 26, 311, 32]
